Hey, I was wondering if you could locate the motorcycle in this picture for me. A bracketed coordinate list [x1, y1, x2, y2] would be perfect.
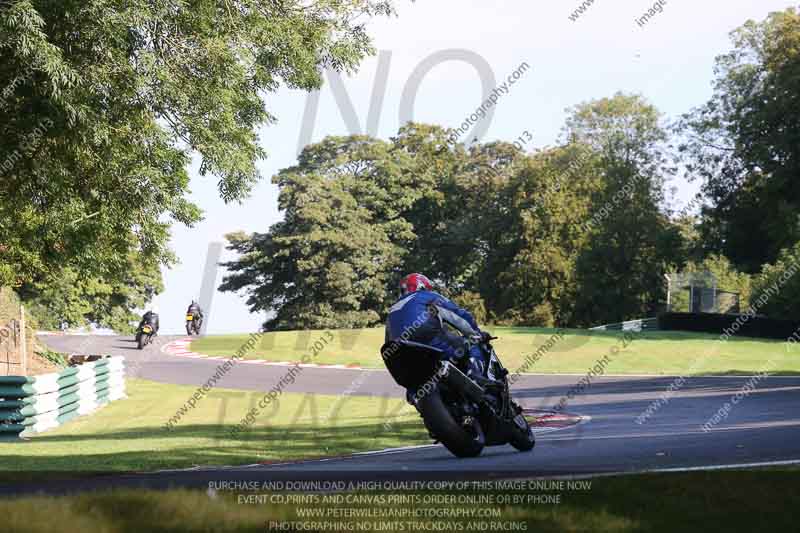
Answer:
[381, 333, 535, 458]
[185, 312, 201, 335]
[136, 322, 156, 350]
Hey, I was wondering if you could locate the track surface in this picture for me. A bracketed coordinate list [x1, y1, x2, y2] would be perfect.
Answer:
[7, 334, 800, 494]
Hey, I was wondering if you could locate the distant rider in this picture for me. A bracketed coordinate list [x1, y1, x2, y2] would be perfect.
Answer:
[385, 273, 490, 383]
[138, 309, 160, 334]
[187, 300, 204, 329]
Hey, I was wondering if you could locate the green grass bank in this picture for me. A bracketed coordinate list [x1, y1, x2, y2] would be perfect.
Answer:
[190, 327, 800, 376]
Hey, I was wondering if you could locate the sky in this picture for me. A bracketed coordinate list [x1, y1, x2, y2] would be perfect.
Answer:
[150, 0, 798, 334]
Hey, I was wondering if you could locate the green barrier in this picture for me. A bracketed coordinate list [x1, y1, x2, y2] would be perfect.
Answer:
[0, 381, 82, 409]
[0, 410, 25, 422]
[0, 376, 34, 386]
[0, 399, 25, 410]
[1, 356, 126, 439]
[57, 360, 110, 381]
[0, 423, 26, 435]
[0, 379, 119, 422]
[54, 373, 81, 390]
[55, 365, 80, 381]
[0, 384, 35, 398]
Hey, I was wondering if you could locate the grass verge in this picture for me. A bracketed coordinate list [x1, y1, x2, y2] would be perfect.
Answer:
[190, 327, 800, 376]
[0, 470, 798, 532]
[0, 379, 426, 474]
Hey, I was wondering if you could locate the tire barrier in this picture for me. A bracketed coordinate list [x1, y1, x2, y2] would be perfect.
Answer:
[589, 317, 659, 332]
[0, 356, 125, 440]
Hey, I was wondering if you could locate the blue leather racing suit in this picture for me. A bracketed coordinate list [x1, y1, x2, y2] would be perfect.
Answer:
[385, 290, 486, 379]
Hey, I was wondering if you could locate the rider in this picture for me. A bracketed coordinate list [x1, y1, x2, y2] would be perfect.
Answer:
[186, 300, 204, 329]
[138, 308, 160, 334]
[385, 273, 490, 383]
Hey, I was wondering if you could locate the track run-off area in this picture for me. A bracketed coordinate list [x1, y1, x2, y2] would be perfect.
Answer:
[13, 333, 800, 494]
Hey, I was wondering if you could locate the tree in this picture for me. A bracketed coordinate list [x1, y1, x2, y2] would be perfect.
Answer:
[668, 254, 752, 313]
[222, 103, 684, 330]
[0, 0, 398, 326]
[752, 242, 800, 319]
[672, 214, 705, 265]
[389, 125, 527, 299]
[678, 7, 800, 273]
[221, 135, 418, 330]
[489, 144, 599, 326]
[567, 93, 683, 325]
[221, 124, 528, 330]
[19, 248, 163, 333]
[388, 123, 474, 285]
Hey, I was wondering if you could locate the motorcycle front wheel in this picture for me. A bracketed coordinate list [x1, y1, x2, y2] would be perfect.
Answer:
[508, 405, 536, 452]
[416, 388, 485, 458]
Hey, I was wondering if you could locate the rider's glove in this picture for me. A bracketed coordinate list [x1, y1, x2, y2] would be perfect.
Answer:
[470, 331, 493, 345]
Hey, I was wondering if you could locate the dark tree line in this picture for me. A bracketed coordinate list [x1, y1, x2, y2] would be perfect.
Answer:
[4, 3, 799, 331]
[223, 7, 800, 330]
[221, 93, 683, 329]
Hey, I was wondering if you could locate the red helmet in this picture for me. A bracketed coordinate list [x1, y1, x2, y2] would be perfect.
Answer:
[399, 273, 432, 296]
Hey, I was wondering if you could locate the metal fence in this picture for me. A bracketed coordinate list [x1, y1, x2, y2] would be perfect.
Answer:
[589, 317, 659, 332]
[0, 287, 29, 376]
[666, 272, 740, 314]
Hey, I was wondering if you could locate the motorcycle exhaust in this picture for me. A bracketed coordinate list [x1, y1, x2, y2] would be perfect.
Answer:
[439, 361, 485, 404]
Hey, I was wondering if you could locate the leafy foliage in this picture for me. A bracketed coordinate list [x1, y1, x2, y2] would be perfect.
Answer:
[19, 250, 163, 333]
[752, 242, 800, 319]
[450, 291, 487, 325]
[0, 0, 396, 328]
[489, 143, 597, 325]
[224, 100, 686, 329]
[669, 255, 753, 313]
[568, 93, 683, 326]
[34, 346, 68, 368]
[678, 7, 800, 273]
[221, 135, 419, 329]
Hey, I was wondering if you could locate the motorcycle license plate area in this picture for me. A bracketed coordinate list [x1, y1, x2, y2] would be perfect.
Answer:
[186, 315, 194, 321]
[143, 326, 152, 333]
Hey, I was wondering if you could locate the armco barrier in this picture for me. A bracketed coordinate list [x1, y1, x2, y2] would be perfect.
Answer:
[0, 356, 125, 440]
[589, 318, 659, 332]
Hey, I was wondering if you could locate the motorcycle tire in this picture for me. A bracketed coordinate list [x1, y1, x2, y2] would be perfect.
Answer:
[186, 322, 193, 336]
[416, 388, 485, 458]
[508, 411, 536, 452]
[137, 334, 145, 350]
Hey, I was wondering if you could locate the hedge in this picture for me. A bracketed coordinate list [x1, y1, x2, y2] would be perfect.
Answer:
[658, 312, 800, 340]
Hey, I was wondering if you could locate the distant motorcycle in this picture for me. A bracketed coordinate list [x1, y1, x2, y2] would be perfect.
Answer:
[381, 333, 535, 458]
[136, 322, 156, 350]
[185, 312, 201, 335]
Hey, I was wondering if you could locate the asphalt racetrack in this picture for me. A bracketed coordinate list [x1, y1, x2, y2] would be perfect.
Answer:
[14, 333, 800, 494]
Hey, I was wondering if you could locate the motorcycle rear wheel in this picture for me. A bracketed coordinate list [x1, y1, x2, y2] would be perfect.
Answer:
[186, 322, 193, 336]
[137, 334, 145, 350]
[417, 388, 485, 458]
